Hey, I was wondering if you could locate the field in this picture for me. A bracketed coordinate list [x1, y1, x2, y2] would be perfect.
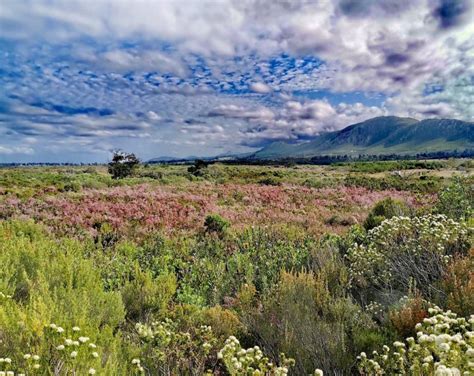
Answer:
[0, 160, 473, 375]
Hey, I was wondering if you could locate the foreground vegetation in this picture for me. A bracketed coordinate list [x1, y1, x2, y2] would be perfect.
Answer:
[0, 160, 472, 375]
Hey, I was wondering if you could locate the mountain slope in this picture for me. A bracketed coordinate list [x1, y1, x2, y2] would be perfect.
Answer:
[254, 116, 474, 159]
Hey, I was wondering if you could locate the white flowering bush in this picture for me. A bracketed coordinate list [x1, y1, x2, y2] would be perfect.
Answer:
[358, 306, 474, 375]
[346, 215, 470, 296]
[134, 318, 217, 374]
[218, 336, 295, 375]
[0, 324, 100, 375]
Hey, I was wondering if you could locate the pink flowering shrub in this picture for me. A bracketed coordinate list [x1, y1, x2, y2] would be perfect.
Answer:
[0, 182, 425, 240]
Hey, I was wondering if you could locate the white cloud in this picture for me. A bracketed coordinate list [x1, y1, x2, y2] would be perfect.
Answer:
[146, 111, 161, 121]
[0, 145, 34, 155]
[208, 98, 387, 145]
[249, 82, 273, 94]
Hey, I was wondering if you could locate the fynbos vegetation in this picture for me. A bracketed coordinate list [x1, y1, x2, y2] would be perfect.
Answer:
[0, 161, 472, 375]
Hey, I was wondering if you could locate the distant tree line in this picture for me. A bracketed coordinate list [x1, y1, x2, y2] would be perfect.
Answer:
[3, 148, 473, 169]
[225, 149, 474, 166]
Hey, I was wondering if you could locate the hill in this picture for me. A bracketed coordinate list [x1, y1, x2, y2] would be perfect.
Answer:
[253, 116, 474, 159]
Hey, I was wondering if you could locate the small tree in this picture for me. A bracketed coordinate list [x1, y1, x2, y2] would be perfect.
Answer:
[188, 159, 209, 177]
[108, 150, 140, 179]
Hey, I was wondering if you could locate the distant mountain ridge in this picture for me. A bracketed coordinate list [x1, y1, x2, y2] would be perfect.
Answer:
[253, 116, 474, 159]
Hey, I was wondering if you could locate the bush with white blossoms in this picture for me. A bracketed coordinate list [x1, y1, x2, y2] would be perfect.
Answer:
[218, 336, 295, 375]
[346, 214, 470, 295]
[135, 318, 218, 374]
[358, 306, 474, 375]
[45, 323, 101, 375]
[0, 324, 100, 375]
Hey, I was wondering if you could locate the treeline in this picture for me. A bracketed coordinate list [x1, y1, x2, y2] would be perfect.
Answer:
[236, 149, 474, 165]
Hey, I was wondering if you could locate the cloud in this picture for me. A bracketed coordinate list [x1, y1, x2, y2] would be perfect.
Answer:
[207, 105, 275, 120]
[0, 100, 154, 139]
[0, 145, 34, 155]
[206, 97, 386, 146]
[249, 82, 273, 94]
[145, 111, 161, 121]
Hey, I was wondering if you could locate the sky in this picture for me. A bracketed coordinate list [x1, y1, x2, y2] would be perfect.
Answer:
[0, 0, 473, 163]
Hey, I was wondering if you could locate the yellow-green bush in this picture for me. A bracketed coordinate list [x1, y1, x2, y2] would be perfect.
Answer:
[0, 220, 127, 374]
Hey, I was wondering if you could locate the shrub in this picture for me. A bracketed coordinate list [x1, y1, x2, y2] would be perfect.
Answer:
[363, 197, 411, 230]
[61, 181, 82, 192]
[325, 214, 357, 227]
[108, 151, 140, 179]
[240, 271, 381, 374]
[303, 178, 327, 189]
[181, 227, 312, 305]
[121, 269, 177, 321]
[0, 323, 103, 375]
[435, 177, 473, 221]
[438, 250, 474, 316]
[357, 306, 474, 375]
[0, 220, 126, 373]
[204, 214, 230, 234]
[218, 336, 295, 375]
[202, 306, 244, 341]
[258, 176, 282, 186]
[389, 294, 430, 338]
[346, 214, 471, 302]
[138, 170, 164, 180]
[134, 319, 218, 375]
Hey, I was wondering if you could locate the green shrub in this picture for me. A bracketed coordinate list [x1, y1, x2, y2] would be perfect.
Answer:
[134, 318, 218, 375]
[325, 214, 357, 227]
[121, 269, 177, 321]
[0, 220, 126, 374]
[188, 160, 209, 177]
[435, 177, 473, 221]
[204, 214, 230, 234]
[258, 176, 282, 186]
[363, 198, 411, 230]
[61, 180, 82, 192]
[240, 271, 381, 374]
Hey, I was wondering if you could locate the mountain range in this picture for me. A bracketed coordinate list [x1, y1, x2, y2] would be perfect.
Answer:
[149, 116, 474, 162]
[252, 116, 474, 160]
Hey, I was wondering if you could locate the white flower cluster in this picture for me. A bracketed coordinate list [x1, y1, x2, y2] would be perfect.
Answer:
[47, 323, 100, 372]
[131, 358, 144, 373]
[346, 214, 469, 287]
[358, 306, 474, 375]
[218, 336, 295, 375]
[136, 319, 175, 344]
[0, 354, 40, 375]
[365, 301, 385, 319]
[135, 319, 216, 372]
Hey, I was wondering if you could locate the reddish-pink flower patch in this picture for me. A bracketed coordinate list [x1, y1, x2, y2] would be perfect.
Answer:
[0, 182, 430, 239]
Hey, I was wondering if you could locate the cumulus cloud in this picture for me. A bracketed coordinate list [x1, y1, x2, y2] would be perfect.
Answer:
[207, 98, 386, 146]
